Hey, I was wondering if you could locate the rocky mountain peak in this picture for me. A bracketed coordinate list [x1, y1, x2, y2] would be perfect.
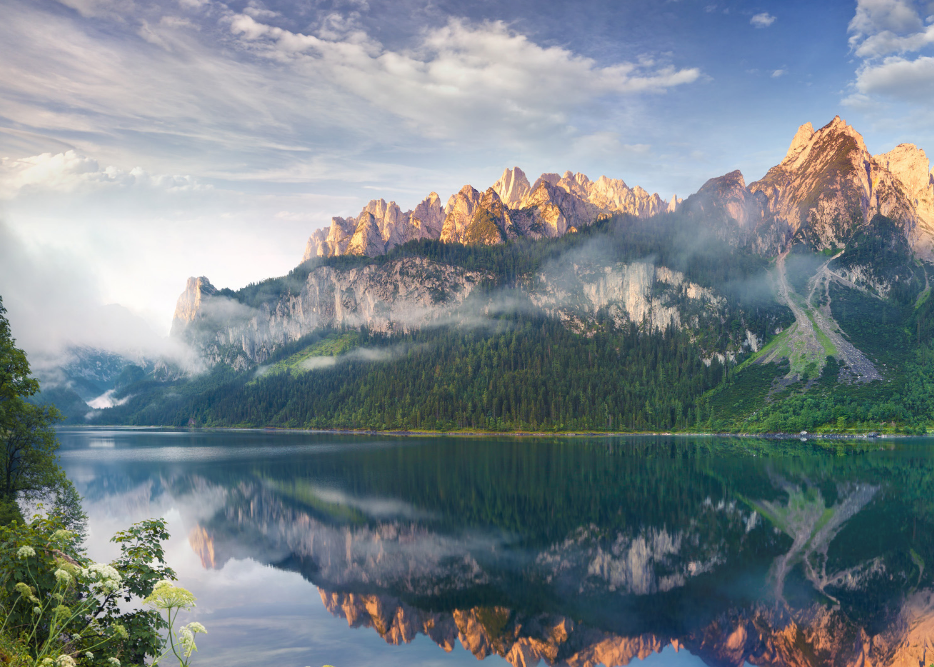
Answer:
[785, 122, 814, 161]
[748, 116, 920, 251]
[170, 276, 216, 336]
[492, 167, 530, 207]
[683, 170, 766, 231]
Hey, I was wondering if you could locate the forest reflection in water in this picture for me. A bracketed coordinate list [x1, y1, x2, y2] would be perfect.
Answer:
[57, 429, 934, 667]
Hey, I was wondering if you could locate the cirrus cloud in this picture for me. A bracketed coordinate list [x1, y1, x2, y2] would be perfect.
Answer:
[227, 14, 702, 141]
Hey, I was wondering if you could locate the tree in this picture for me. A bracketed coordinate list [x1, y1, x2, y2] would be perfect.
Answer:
[0, 296, 67, 524]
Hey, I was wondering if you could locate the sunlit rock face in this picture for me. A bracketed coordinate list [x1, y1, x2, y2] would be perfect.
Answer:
[304, 168, 670, 260]
[169, 276, 216, 337]
[299, 118, 934, 264]
[875, 143, 934, 257]
[748, 116, 922, 254]
[304, 194, 446, 260]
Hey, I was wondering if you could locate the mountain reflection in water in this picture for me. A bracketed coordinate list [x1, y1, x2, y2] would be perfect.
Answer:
[58, 431, 934, 667]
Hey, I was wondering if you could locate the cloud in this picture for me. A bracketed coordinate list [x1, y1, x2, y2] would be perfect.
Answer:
[849, 0, 925, 44]
[771, 69, 787, 77]
[750, 13, 776, 28]
[0, 218, 180, 362]
[0, 150, 206, 199]
[299, 344, 409, 370]
[846, 1, 934, 104]
[227, 15, 702, 142]
[852, 55, 934, 101]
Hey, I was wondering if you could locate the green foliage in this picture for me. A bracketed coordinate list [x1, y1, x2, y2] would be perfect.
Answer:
[107, 317, 728, 432]
[0, 297, 68, 511]
[0, 515, 177, 667]
[0, 297, 39, 411]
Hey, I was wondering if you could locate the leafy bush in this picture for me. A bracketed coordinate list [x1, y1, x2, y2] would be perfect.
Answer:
[0, 514, 194, 667]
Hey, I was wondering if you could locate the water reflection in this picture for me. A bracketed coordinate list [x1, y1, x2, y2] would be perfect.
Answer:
[57, 431, 934, 666]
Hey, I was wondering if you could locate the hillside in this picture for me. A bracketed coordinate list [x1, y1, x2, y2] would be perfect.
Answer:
[41, 117, 934, 434]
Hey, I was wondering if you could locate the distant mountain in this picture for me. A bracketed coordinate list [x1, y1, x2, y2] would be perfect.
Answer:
[303, 167, 672, 260]
[60, 117, 934, 433]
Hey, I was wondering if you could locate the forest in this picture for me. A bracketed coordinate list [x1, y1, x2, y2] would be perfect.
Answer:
[41, 210, 934, 434]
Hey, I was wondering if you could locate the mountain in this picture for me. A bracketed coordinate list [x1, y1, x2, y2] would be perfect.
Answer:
[52, 116, 934, 434]
[304, 166, 671, 261]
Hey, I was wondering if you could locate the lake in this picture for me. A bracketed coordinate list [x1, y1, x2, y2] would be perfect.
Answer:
[57, 429, 934, 667]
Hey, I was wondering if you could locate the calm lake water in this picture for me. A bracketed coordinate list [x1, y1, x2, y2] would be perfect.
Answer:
[57, 429, 934, 667]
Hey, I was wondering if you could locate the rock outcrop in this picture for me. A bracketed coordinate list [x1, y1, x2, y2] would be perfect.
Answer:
[749, 116, 922, 253]
[875, 143, 934, 256]
[304, 194, 445, 260]
[169, 276, 216, 337]
[304, 168, 670, 260]
[529, 261, 722, 333]
[171, 258, 488, 368]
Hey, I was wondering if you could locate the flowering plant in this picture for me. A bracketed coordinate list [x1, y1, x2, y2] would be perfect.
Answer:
[0, 515, 178, 666]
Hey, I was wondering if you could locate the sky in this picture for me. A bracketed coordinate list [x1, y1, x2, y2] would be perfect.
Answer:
[2, 0, 934, 357]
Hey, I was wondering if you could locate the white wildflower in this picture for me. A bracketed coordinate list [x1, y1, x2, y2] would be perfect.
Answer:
[84, 652, 93, 659]
[185, 621, 207, 635]
[179, 625, 197, 658]
[107, 658, 121, 667]
[144, 580, 196, 611]
[84, 563, 122, 593]
[53, 569, 72, 585]
[51, 529, 72, 541]
[56, 656, 76, 667]
[17, 545, 36, 558]
[33, 606, 41, 614]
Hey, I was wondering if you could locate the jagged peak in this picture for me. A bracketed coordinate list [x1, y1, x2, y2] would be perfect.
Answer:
[531, 173, 561, 192]
[700, 169, 746, 191]
[594, 174, 630, 190]
[416, 191, 441, 206]
[786, 122, 815, 159]
[492, 167, 530, 207]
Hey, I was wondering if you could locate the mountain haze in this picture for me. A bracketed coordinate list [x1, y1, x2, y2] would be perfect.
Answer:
[41, 117, 934, 435]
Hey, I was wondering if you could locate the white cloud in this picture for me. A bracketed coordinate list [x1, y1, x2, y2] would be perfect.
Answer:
[0, 151, 206, 200]
[227, 15, 701, 141]
[849, 0, 924, 43]
[750, 12, 777, 28]
[771, 69, 787, 77]
[853, 55, 934, 100]
[846, 1, 934, 105]
[854, 24, 934, 57]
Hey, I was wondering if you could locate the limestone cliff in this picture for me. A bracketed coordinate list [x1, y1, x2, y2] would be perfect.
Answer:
[172, 258, 488, 368]
[874, 143, 934, 257]
[169, 276, 216, 337]
[529, 261, 722, 334]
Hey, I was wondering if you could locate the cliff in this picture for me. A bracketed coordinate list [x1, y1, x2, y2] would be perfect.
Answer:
[303, 167, 669, 260]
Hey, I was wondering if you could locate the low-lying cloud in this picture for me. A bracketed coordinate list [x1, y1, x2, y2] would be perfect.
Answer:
[0, 218, 190, 370]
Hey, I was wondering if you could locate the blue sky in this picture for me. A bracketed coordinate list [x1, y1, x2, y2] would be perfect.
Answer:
[1, 0, 934, 354]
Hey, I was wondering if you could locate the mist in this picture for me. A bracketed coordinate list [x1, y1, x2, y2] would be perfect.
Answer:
[0, 219, 190, 374]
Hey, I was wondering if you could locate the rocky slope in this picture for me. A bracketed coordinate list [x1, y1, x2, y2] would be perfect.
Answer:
[748, 116, 930, 255]
[304, 166, 671, 260]
[174, 116, 934, 373]
[676, 117, 934, 259]
[171, 258, 489, 368]
[171, 255, 735, 367]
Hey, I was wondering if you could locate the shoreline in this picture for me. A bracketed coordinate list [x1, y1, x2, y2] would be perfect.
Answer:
[57, 424, 913, 440]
